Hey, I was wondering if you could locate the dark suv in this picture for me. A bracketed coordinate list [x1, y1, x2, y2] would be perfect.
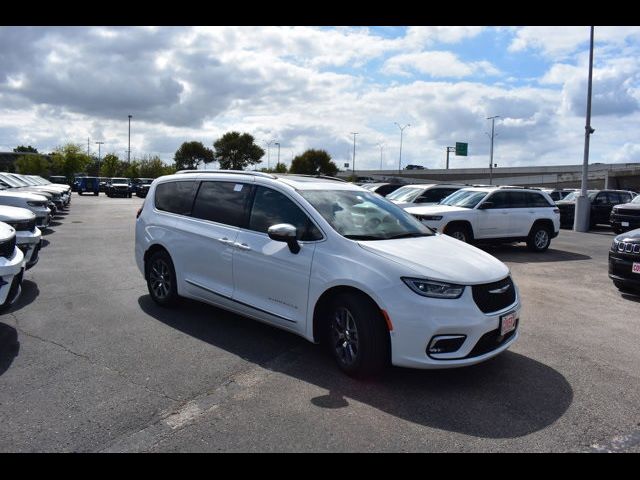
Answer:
[610, 195, 640, 233]
[132, 178, 153, 198]
[609, 228, 640, 293]
[106, 178, 132, 198]
[556, 189, 635, 228]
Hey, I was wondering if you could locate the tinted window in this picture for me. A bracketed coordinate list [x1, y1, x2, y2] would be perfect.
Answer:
[620, 192, 633, 204]
[526, 192, 553, 207]
[508, 192, 528, 208]
[607, 192, 622, 205]
[486, 191, 510, 208]
[191, 181, 251, 227]
[417, 188, 460, 204]
[155, 181, 197, 215]
[249, 186, 322, 241]
[593, 192, 609, 205]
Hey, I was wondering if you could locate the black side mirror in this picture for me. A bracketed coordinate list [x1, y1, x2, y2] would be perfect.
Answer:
[478, 201, 494, 210]
[268, 223, 300, 254]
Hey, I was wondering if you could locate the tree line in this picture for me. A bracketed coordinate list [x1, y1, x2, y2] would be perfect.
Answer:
[8, 130, 340, 179]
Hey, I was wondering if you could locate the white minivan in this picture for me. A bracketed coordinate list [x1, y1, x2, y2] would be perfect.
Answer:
[135, 171, 520, 377]
[0, 221, 25, 311]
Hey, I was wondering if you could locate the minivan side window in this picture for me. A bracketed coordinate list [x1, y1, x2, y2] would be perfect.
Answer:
[191, 181, 251, 227]
[248, 186, 322, 241]
[155, 181, 197, 215]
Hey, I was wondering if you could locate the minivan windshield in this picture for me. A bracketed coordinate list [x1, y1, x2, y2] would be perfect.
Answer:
[385, 185, 427, 203]
[439, 189, 488, 208]
[300, 189, 432, 240]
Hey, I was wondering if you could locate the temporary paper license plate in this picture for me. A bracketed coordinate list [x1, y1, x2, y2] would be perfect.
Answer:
[500, 311, 517, 336]
[622, 221, 630, 227]
[633, 262, 640, 274]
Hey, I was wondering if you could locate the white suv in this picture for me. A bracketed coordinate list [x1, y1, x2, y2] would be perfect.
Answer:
[405, 186, 561, 252]
[135, 172, 521, 377]
[0, 222, 25, 311]
[386, 183, 467, 209]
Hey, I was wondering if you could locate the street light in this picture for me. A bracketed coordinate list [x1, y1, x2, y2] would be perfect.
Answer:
[95, 141, 104, 176]
[394, 122, 410, 174]
[265, 139, 276, 171]
[378, 142, 385, 170]
[350, 132, 358, 177]
[127, 115, 132, 164]
[486, 116, 500, 185]
[274, 142, 280, 170]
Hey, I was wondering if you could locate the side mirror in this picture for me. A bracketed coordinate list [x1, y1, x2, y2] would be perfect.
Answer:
[268, 223, 300, 254]
[478, 201, 494, 210]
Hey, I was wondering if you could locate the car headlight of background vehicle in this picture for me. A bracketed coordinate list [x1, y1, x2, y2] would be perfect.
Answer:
[27, 201, 45, 207]
[402, 277, 465, 299]
[415, 215, 443, 221]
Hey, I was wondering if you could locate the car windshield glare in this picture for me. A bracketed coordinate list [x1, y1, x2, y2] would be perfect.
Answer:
[439, 190, 487, 208]
[385, 186, 426, 203]
[300, 189, 432, 240]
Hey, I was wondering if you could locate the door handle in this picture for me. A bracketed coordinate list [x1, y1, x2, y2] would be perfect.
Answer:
[235, 243, 252, 251]
[217, 237, 232, 244]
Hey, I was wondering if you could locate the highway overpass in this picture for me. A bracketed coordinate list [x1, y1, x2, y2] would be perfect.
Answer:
[339, 162, 640, 190]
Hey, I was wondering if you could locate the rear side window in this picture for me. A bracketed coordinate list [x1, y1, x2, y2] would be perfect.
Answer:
[248, 186, 322, 241]
[486, 191, 510, 208]
[191, 181, 251, 227]
[416, 188, 460, 204]
[525, 192, 553, 207]
[155, 181, 197, 215]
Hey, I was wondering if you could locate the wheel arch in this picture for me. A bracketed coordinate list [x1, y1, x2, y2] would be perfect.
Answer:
[528, 218, 554, 237]
[143, 244, 172, 280]
[443, 220, 475, 240]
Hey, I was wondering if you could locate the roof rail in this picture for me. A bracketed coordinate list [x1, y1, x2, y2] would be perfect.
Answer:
[175, 169, 277, 179]
[278, 174, 347, 182]
[496, 185, 540, 190]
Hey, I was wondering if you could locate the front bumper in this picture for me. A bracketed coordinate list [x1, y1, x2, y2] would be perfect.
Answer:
[16, 228, 42, 270]
[0, 247, 25, 308]
[610, 214, 640, 232]
[609, 251, 640, 289]
[384, 282, 521, 369]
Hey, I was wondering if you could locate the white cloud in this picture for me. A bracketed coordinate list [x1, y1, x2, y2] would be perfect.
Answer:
[382, 51, 500, 78]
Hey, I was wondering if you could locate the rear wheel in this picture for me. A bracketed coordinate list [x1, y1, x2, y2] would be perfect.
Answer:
[146, 250, 179, 307]
[325, 292, 389, 378]
[527, 224, 552, 252]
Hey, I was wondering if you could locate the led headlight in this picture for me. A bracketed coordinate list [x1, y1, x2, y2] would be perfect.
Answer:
[27, 201, 45, 207]
[402, 277, 465, 299]
[415, 215, 443, 221]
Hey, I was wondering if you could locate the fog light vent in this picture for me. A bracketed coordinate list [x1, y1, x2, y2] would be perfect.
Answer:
[427, 335, 466, 355]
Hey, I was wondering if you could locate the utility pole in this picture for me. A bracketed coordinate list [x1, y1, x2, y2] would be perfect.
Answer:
[395, 123, 410, 174]
[350, 132, 358, 177]
[574, 26, 596, 232]
[445, 146, 455, 169]
[128, 115, 132, 164]
[87, 137, 90, 158]
[378, 143, 384, 170]
[265, 139, 275, 171]
[486, 115, 500, 185]
[275, 142, 280, 170]
[95, 141, 104, 176]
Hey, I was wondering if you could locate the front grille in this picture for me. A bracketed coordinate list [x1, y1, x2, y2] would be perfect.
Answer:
[616, 209, 640, 216]
[0, 235, 16, 259]
[5, 218, 36, 232]
[472, 276, 516, 314]
[614, 240, 640, 255]
[466, 323, 518, 358]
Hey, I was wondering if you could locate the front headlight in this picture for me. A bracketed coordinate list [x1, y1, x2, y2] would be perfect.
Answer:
[418, 215, 443, 221]
[402, 277, 465, 299]
[27, 201, 45, 207]
[612, 239, 619, 252]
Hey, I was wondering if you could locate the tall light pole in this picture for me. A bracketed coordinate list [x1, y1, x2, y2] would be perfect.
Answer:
[574, 26, 596, 232]
[486, 115, 500, 185]
[265, 139, 276, 170]
[95, 141, 104, 175]
[395, 122, 410, 174]
[275, 142, 280, 170]
[350, 132, 358, 177]
[127, 115, 132, 164]
[378, 142, 385, 170]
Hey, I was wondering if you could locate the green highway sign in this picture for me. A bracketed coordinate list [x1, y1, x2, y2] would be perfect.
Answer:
[455, 142, 468, 156]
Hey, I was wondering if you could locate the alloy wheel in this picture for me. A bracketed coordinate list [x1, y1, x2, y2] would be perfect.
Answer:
[330, 307, 359, 367]
[149, 259, 171, 300]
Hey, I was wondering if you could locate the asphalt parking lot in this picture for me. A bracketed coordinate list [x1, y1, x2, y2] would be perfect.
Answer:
[1, 195, 639, 452]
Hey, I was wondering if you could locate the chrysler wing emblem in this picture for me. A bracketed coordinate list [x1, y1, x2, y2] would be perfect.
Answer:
[489, 284, 510, 294]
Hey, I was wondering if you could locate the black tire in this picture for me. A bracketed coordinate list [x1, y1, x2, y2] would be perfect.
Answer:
[128, 193, 132, 198]
[78, 191, 83, 196]
[146, 250, 180, 307]
[614, 280, 637, 294]
[325, 292, 389, 378]
[94, 192, 98, 196]
[527, 223, 552, 252]
[444, 223, 473, 243]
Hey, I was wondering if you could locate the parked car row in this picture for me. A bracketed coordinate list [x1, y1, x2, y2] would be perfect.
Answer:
[0, 173, 72, 311]
[555, 189, 637, 230]
[69, 176, 154, 198]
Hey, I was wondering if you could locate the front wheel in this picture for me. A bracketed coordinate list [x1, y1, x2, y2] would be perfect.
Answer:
[444, 223, 472, 243]
[527, 224, 551, 252]
[146, 250, 179, 307]
[325, 293, 389, 378]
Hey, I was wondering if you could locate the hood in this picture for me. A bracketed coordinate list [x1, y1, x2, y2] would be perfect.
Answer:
[111, 182, 130, 186]
[616, 228, 640, 242]
[556, 200, 576, 206]
[0, 191, 50, 202]
[405, 204, 472, 216]
[0, 221, 16, 241]
[614, 203, 640, 210]
[0, 205, 35, 222]
[358, 234, 509, 285]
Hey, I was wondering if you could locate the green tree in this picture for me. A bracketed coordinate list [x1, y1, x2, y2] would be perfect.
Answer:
[100, 153, 123, 177]
[273, 162, 288, 173]
[213, 132, 264, 170]
[13, 145, 39, 153]
[289, 149, 338, 176]
[52, 143, 92, 179]
[122, 160, 141, 179]
[139, 155, 171, 178]
[15, 154, 48, 175]
[173, 141, 215, 170]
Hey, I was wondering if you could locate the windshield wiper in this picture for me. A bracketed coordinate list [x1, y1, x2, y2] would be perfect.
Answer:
[386, 232, 432, 239]
[344, 234, 384, 240]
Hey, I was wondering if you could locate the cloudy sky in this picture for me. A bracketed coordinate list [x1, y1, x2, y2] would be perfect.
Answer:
[1, 26, 639, 170]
